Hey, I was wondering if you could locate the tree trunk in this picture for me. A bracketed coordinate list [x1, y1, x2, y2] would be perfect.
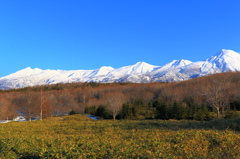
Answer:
[40, 89, 43, 121]
[216, 107, 220, 118]
[221, 107, 226, 118]
[113, 114, 116, 120]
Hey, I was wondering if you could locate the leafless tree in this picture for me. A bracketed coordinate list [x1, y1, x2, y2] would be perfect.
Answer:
[0, 98, 10, 120]
[0, 95, 16, 120]
[201, 74, 232, 117]
[24, 89, 40, 121]
[103, 92, 126, 120]
[75, 88, 91, 114]
[40, 89, 43, 120]
[47, 92, 60, 117]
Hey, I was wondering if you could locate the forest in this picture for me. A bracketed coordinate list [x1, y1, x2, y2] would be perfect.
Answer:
[0, 72, 240, 121]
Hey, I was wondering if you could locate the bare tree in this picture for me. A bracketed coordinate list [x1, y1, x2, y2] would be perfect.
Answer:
[11, 92, 38, 120]
[40, 87, 47, 120]
[47, 92, 59, 117]
[0, 95, 17, 120]
[0, 98, 10, 120]
[76, 88, 90, 114]
[26, 91, 33, 121]
[24, 89, 40, 121]
[201, 74, 232, 117]
[40, 89, 43, 120]
[103, 92, 126, 120]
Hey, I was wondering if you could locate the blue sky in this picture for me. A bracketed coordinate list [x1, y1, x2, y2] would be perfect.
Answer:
[0, 0, 240, 77]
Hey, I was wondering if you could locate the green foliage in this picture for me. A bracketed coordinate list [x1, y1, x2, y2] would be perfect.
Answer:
[69, 110, 78, 115]
[118, 100, 156, 120]
[95, 105, 112, 119]
[153, 99, 169, 119]
[85, 105, 112, 119]
[85, 106, 97, 115]
[85, 82, 99, 88]
[118, 103, 135, 119]
[118, 82, 130, 85]
[193, 105, 214, 121]
[224, 111, 240, 119]
[169, 100, 187, 120]
[230, 101, 240, 111]
[184, 98, 197, 120]
[49, 84, 64, 90]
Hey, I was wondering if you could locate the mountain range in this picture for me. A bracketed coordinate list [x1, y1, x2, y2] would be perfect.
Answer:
[0, 49, 240, 89]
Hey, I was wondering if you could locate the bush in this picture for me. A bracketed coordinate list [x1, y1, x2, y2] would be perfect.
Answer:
[69, 110, 78, 115]
[95, 105, 112, 119]
[224, 111, 240, 119]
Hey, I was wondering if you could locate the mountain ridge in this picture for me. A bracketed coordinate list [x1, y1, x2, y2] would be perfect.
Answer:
[1, 49, 240, 89]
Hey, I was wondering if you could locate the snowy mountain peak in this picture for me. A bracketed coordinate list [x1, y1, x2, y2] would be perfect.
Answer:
[0, 49, 240, 89]
[23, 67, 32, 70]
[170, 59, 192, 67]
[134, 61, 150, 66]
[220, 49, 237, 55]
[94, 66, 115, 76]
[159, 59, 192, 71]
[105, 61, 159, 77]
[200, 49, 240, 74]
[19, 67, 42, 73]
[148, 59, 192, 80]
[99, 66, 114, 71]
[4, 67, 43, 79]
[209, 49, 240, 62]
[129, 61, 159, 74]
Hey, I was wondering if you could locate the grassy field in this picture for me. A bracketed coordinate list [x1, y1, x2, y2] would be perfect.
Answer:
[0, 115, 239, 159]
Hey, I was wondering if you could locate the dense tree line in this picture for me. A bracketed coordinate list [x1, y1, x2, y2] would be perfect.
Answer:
[0, 72, 240, 120]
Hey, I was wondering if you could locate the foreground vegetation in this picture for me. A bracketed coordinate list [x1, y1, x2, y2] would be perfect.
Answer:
[0, 115, 240, 158]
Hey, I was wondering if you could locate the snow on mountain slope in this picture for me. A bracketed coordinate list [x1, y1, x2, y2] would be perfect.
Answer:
[4, 67, 43, 79]
[200, 49, 240, 76]
[179, 61, 205, 78]
[90, 66, 115, 76]
[150, 59, 192, 79]
[0, 66, 115, 88]
[109, 62, 159, 76]
[0, 49, 239, 89]
[100, 62, 160, 83]
[46, 66, 115, 84]
[162, 59, 193, 70]
[0, 67, 63, 88]
[43, 70, 94, 84]
[150, 49, 240, 82]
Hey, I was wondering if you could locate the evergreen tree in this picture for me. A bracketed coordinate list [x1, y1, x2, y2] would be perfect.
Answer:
[171, 101, 180, 119]
[153, 100, 168, 120]
[185, 98, 196, 120]
[118, 103, 134, 119]
[137, 99, 155, 119]
[85, 106, 96, 115]
[95, 105, 111, 119]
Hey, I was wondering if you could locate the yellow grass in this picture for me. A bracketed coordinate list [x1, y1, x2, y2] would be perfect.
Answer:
[0, 115, 239, 158]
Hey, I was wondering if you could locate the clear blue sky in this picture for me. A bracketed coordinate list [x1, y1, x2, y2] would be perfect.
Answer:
[0, 0, 240, 77]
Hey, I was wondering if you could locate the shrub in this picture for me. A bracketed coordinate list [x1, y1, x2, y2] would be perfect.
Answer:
[224, 111, 240, 119]
[69, 110, 78, 115]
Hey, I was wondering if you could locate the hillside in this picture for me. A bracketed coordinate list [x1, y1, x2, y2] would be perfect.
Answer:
[0, 72, 240, 121]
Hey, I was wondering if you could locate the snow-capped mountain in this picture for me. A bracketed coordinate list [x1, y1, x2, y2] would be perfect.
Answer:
[100, 62, 159, 83]
[149, 59, 192, 82]
[200, 49, 240, 75]
[0, 49, 240, 89]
